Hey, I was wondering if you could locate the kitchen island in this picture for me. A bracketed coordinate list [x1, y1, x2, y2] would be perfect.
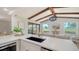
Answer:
[0, 34, 78, 51]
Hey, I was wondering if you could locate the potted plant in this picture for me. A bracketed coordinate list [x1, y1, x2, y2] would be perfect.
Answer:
[13, 26, 23, 36]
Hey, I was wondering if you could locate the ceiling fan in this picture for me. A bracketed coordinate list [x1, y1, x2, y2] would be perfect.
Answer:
[49, 16, 57, 21]
[49, 7, 57, 21]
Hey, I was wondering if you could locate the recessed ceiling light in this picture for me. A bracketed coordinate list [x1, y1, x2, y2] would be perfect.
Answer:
[3, 8, 9, 11]
[8, 10, 15, 15]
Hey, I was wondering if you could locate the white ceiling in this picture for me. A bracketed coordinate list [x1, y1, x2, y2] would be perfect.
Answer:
[0, 7, 79, 22]
[0, 7, 46, 21]
[29, 7, 79, 23]
[0, 7, 18, 21]
[15, 7, 46, 18]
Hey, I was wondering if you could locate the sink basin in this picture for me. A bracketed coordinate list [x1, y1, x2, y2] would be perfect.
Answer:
[26, 37, 45, 43]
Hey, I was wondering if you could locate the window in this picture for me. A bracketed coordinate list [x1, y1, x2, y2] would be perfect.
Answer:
[33, 24, 37, 34]
[42, 24, 49, 32]
[28, 22, 40, 34]
[28, 23, 33, 34]
[64, 22, 76, 34]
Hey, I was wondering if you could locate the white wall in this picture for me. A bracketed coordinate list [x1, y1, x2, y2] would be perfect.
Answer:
[11, 15, 28, 35]
[40, 18, 79, 36]
[0, 20, 11, 33]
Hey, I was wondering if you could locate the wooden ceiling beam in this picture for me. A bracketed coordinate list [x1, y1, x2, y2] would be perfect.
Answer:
[49, 7, 56, 16]
[39, 16, 79, 23]
[28, 7, 66, 19]
[36, 13, 79, 21]
[56, 12, 79, 14]
[36, 14, 52, 21]
[57, 16, 79, 19]
[28, 7, 49, 19]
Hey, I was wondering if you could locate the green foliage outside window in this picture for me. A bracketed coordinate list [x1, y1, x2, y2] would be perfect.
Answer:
[43, 24, 49, 32]
[64, 22, 76, 34]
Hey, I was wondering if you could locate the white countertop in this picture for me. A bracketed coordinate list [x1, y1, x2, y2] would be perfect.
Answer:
[0, 34, 78, 51]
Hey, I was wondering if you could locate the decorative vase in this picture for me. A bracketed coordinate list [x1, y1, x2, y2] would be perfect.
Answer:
[14, 32, 22, 36]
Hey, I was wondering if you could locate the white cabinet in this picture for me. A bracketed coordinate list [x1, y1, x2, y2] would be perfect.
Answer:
[16, 39, 21, 51]
[19, 40, 41, 51]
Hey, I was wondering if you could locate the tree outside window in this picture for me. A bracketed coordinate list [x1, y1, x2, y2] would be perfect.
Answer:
[42, 24, 49, 32]
[64, 22, 76, 34]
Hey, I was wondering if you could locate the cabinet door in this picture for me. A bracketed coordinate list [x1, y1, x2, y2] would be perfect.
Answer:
[20, 40, 41, 51]
[16, 39, 21, 51]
